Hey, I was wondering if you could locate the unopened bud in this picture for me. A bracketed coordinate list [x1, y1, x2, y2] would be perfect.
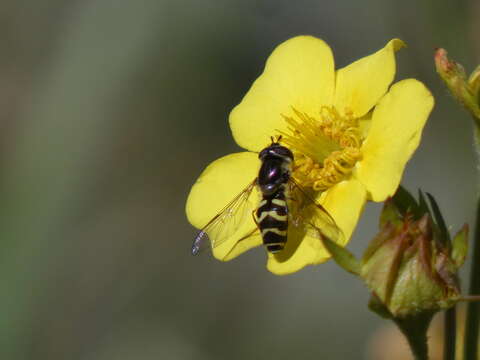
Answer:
[435, 48, 480, 121]
[435, 48, 466, 79]
[469, 64, 480, 103]
[362, 207, 463, 318]
[320, 187, 470, 360]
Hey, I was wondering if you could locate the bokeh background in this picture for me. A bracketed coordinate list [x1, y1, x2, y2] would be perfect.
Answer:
[0, 1, 478, 359]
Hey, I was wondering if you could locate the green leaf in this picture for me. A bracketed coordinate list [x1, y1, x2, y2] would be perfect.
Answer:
[321, 236, 360, 275]
[451, 224, 469, 268]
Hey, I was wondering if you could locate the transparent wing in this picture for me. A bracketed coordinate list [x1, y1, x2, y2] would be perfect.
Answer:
[288, 178, 345, 244]
[191, 179, 258, 255]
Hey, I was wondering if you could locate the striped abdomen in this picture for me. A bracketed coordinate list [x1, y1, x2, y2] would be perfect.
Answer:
[256, 188, 288, 253]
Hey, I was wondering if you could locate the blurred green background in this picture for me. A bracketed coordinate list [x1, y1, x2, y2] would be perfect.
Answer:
[0, 1, 477, 359]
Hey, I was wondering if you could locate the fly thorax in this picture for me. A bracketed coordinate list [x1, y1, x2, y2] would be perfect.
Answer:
[281, 157, 293, 176]
[258, 154, 292, 196]
[279, 106, 362, 191]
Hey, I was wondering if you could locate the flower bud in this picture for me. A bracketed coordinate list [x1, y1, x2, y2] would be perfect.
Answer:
[320, 187, 469, 359]
[469, 64, 480, 104]
[321, 188, 468, 317]
[361, 202, 465, 318]
[435, 48, 480, 121]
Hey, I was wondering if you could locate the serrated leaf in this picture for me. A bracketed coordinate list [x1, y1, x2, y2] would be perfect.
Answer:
[451, 224, 469, 268]
[321, 236, 360, 275]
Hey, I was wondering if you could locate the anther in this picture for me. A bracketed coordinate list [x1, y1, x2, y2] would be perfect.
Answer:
[280, 106, 362, 191]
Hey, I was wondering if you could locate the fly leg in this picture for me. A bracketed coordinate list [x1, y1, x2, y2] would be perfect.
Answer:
[251, 209, 260, 228]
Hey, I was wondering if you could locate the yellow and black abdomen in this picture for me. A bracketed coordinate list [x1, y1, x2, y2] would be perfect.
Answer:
[256, 187, 289, 253]
[256, 140, 293, 254]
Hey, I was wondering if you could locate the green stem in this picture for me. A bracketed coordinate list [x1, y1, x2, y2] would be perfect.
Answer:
[464, 198, 480, 360]
[394, 313, 433, 360]
[443, 306, 456, 360]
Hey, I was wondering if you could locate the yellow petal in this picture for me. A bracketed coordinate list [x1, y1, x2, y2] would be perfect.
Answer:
[186, 152, 262, 260]
[267, 178, 367, 275]
[355, 79, 434, 201]
[320, 178, 367, 243]
[266, 230, 331, 275]
[230, 36, 335, 152]
[334, 39, 405, 118]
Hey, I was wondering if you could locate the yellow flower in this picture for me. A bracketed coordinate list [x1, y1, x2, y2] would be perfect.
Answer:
[186, 36, 434, 275]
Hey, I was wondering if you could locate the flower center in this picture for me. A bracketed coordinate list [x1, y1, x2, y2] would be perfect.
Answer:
[279, 106, 362, 191]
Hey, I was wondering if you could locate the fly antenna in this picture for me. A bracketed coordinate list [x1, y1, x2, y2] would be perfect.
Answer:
[270, 135, 282, 145]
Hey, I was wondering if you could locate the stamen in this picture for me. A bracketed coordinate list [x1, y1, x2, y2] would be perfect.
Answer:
[279, 106, 363, 191]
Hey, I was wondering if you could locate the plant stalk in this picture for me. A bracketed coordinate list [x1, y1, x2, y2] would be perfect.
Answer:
[394, 313, 432, 360]
[464, 198, 480, 360]
[443, 306, 456, 360]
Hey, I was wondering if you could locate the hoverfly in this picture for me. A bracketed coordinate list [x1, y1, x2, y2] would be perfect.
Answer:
[191, 137, 343, 257]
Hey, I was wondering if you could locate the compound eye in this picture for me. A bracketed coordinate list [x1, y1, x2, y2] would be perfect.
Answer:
[258, 148, 269, 159]
[274, 147, 294, 160]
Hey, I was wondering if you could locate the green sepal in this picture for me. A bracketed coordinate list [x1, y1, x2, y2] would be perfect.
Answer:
[391, 186, 420, 218]
[468, 64, 480, 104]
[451, 224, 469, 268]
[379, 198, 402, 228]
[368, 293, 393, 319]
[362, 223, 397, 264]
[417, 190, 429, 218]
[426, 192, 451, 246]
[361, 226, 406, 313]
[435, 48, 480, 122]
[321, 236, 360, 276]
